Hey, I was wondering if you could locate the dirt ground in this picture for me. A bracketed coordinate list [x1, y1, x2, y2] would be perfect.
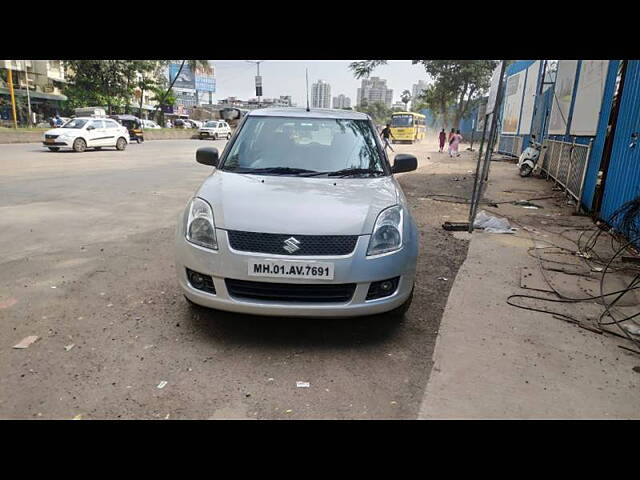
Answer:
[0, 138, 474, 419]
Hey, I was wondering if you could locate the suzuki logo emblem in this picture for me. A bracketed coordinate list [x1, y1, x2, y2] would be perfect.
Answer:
[283, 237, 301, 253]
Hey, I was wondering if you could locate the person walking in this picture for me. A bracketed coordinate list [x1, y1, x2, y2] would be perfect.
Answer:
[380, 123, 395, 152]
[450, 129, 463, 157]
[438, 128, 446, 152]
[447, 128, 456, 157]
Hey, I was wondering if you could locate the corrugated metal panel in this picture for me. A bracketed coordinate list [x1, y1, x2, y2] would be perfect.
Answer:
[600, 61, 640, 226]
[580, 60, 620, 211]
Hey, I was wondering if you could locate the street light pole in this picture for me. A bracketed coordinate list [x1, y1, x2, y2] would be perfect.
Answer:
[246, 60, 264, 106]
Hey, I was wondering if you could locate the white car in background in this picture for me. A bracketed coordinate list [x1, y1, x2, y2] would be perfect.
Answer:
[198, 120, 232, 140]
[142, 119, 162, 129]
[43, 117, 130, 152]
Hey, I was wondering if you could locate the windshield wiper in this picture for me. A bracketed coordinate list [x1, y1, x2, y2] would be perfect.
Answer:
[225, 166, 320, 176]
[326, 168, 385, 178]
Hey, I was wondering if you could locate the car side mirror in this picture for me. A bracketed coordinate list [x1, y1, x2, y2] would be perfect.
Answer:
[87, 125, 95, 131]
[196, 147, 219, 167]
[392, 154, 418, 174]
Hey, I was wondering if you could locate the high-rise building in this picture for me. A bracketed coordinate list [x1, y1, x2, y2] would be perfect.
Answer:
[332, 94, 351, 109]
[411, 80, 428, 108]
[311, 80, 331, 109]
[357, 77, 393, 107]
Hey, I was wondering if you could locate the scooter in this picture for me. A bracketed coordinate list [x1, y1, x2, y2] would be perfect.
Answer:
[518, 134, 547, 177]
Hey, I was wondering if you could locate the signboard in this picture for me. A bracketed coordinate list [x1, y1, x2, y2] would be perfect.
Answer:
[501, 71, 525, 134]
[486, 61, 503, 115]
[169, 63, 195, 89]
[255, 75, 262, 97]
[570, 60, 609, 136]
[518, 61, 541, 135]
[548, 60, 579, 135]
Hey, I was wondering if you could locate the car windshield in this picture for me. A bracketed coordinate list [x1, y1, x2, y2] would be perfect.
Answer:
[391, 115, 413, 127]
[221, 116, 386, 177]
[62, 119, 88, 129]
[204, 121, 217, 127]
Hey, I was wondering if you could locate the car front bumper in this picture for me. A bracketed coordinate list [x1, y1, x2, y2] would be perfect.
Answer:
[175, 222, 418, 318]
[43, 139, 72, 147]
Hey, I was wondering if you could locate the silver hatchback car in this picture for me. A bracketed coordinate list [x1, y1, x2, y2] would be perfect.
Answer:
[175, 108, 419, 318]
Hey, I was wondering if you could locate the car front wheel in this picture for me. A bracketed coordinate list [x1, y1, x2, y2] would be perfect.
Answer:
[116, 137, 127, 151]
[72, 138, 86, 152]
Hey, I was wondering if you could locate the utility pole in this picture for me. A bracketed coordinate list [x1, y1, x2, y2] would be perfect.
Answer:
[7, 67, 18, 129]
[246, 60, 264, 106]
[23, 60, 32, 127]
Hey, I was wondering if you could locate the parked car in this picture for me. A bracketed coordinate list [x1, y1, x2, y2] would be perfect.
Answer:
[42, 117, 130, 152]
[198, 120, 232, 140]
[142, 119, 162, 129]
[175, 108, 419, 318]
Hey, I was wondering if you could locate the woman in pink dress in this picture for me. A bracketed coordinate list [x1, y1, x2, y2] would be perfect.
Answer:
[450, 129, 463, 157]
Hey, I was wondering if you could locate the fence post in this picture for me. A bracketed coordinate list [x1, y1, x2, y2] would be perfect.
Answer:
[576, 138, 593, 212]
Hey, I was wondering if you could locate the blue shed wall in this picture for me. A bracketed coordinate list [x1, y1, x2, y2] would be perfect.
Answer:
[580, 60, 620, 211]
[600, 60, 640, 226]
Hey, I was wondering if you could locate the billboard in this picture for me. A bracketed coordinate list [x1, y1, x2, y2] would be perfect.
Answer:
[570, 60, 609, 136]
[518, 61, 541, 135]
[501, 71, 525, 134]
[169, 63, 196, 89]
[548, 60, 579, 135]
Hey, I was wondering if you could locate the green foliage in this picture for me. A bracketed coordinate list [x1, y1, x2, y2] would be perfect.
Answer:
[355, 101, 393, 124]
[64, 60, 133, 113]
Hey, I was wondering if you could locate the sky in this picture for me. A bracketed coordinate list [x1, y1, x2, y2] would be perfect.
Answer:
[209, 60, 430, 106]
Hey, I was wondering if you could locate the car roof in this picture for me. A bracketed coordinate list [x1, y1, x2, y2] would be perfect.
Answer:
[246, 107, 370, 121]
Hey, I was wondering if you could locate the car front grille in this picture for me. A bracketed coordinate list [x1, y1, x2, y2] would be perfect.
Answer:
[45, 134, 59, 139]
[227, 230, 358, 256]
[225, 279, 356, 303]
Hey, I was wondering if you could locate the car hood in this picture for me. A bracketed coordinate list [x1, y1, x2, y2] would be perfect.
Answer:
[45, 128, 74, 136]
[196, 171, 400, 235]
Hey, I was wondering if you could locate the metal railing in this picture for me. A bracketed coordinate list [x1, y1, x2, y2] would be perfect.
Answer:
[539, 138, 593, 204]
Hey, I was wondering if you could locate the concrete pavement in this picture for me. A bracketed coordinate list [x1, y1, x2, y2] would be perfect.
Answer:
[418, 157, 640, 419]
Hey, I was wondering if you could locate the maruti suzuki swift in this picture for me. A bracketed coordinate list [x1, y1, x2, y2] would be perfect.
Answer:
[175, 108, 419, 318]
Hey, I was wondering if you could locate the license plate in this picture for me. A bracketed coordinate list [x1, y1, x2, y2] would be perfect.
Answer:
[248, 260, 334, 280]
[45, 139, 54, 144]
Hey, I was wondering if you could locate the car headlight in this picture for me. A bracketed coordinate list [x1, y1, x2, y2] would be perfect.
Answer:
[367, 205, 403, 256]
[185, 197, 218, 250]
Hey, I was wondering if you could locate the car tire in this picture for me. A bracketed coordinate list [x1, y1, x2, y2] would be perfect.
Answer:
[226, 133, 231, 140]
[213, 133, 218, 140]
[116, 137, 127, 151]
[386, 287, 414, 320]
[47, 147, 60, 152]
[72, 138, 86, 153]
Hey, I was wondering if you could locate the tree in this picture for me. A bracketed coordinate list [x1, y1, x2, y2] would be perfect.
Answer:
[355, 101, 392, 125]
[400, 90, 412, 111]
[349, 60, 497, 128]
[64, 60, 140, 114]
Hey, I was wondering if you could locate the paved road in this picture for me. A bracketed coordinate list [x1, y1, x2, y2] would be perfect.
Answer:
[0, 139, 470, 419]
